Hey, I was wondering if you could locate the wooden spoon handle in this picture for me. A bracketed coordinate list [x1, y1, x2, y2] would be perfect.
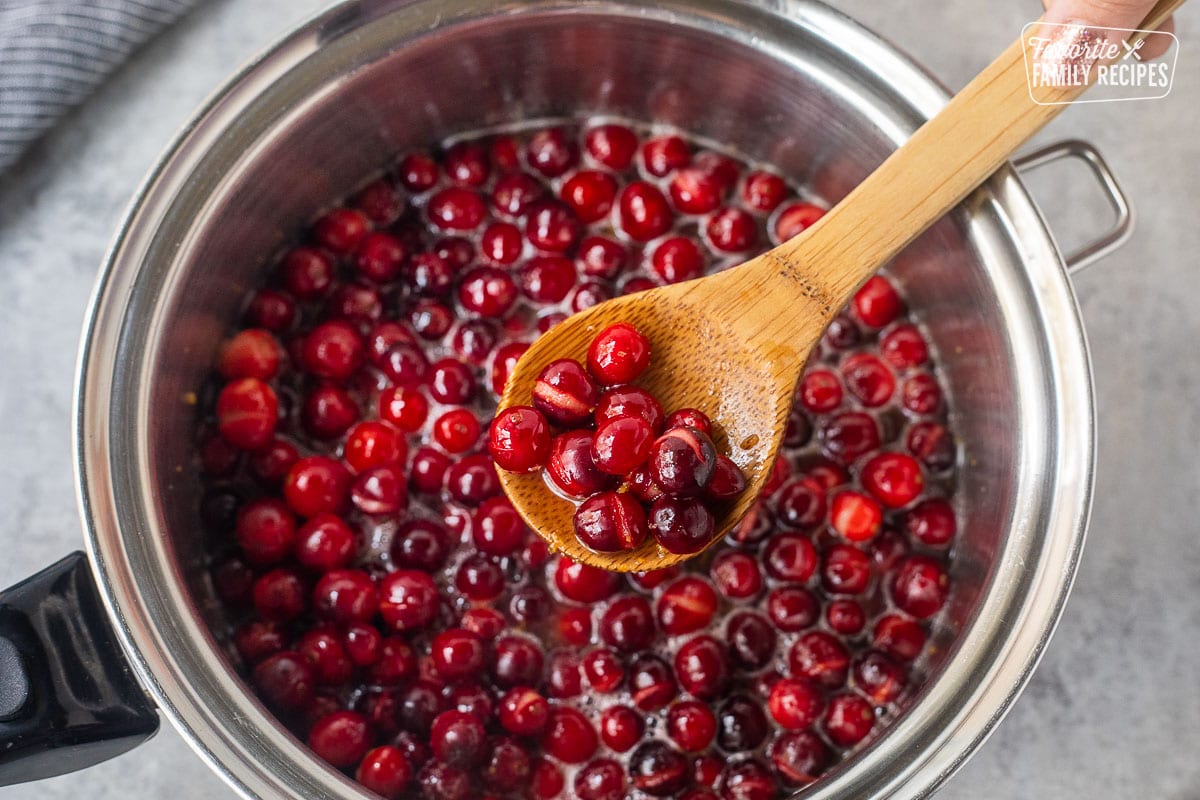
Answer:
[772, 1, 1183, 306]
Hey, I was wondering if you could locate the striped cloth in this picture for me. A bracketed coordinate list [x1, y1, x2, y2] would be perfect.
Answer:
[0, 0, 198, 171]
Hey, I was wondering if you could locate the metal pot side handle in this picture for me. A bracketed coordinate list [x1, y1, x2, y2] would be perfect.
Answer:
[0, 553, 158, 786]
[1013, 139, 1135, 274]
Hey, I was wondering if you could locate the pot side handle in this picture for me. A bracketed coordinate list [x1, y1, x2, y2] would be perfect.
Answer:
[0, 552, 158, 786]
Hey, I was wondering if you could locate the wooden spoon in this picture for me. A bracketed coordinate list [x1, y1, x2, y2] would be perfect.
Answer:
[497, 3, 1181, 572]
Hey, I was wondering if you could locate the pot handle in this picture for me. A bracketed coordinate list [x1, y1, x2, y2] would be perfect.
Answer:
[1012, 139, 1134, 274]
[0, 552, 158, 786]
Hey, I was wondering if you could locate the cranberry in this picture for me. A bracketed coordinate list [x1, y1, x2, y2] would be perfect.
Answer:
[770, 730, 831, 787]
[356, 745, 413, 798]
[297, 628, 353, 685]
[490, 171, 544, 217]
[526, 127, 579, 177]
[217, 378, 278, 450]
[825, 599, 864, 634]
[397, 682, 445, 734]
[591, 417, 653, 475]
[574, 491, 649, 552]
[618, 181, 674, 241]
[768, 677, 824, 730]
[667, 701, 717, 752]
[629, 653, 677, 711]
[853, 276, 903, 328]
[742, 171, 788, 212]
[854, 650, 906, 704]
[842, 353, 896, 407]
[311, 569, 377, 624]
[379, 570, 440, 631]
[344, 421, 406, 473]
[399, 152, 439, 191]
[443, 141, 490, 186]
[455, 554, 504, 601]
[891, 555, 950, 618]
[630, 741, 691, 797]
[283, 456, 349, 517]
[561, 170, 618, 223]
[766, 587, 819, 632]
[444, 454, 501, 504]
[456, 266, 515, 318]
[235, 498, 295, 566]
[281, 247, 334, 299]
[530, 758, 564, 800]
[405, 253, 454, 297]
[822, 544, 873, 595]
[391, 519, 450, 570]
[491, 635, 545, 688]
[820, 411, 881, 464]
[430, 629, 486, 683]
[705, 207, 758, 252]
[599, 705, 643, 752]
[727, 612, 776, 672]
[301, 384, 358, 439]
[418, 762, 471, 800]
[350, 465, 407, 515]
[343, 623, 382, 667]
[789, 631, 850, 689]
[253, 650, 314, 710]
[799, 369, 843, 413]
[648, 496, 715, 555]
[519, 255, 576, 304]
[327, 282, 383, 325]
[774, 200, 825, 241]
[641, 135, 691, 177]
[467, 497, 523, 556]
[649, 427, 717, 496]
[490, 135, 521, 171]
[218, 329, 280, 380]
[577, 235, 629, 278]
[655, 576, 718, 635]
[498, 687, 549, 736]
[557, 607, 593, 646]
[862, 452, 925, 508]
[721, 758, 778, 800]
[490, 341, 530, 397]
[235, 620, 286, 664]
[716, 695, 769, 752]
[553, 556, 619, 603]
[531, 359, 598, 427]
[484, 737, 532, 791]
[902, 373, 942, 414]
[595, 386, 665, 431]
[245, 288, 297, 332]
[674, 635, 728, 699]
[545, 430, 611, 498]
[525, 201, 582, 253]
[873, 614, 927, 662]
[370, 638, 418, 686]
[907, 421, 956, 471]
[830, 490, 884, 542]
[429, 710, 488, 768]
[573, 758, 625, 800]
[212, 556, 255, 606]
[308, 710, 371, 768]
[585, 124, 638, 169]
[711, 551, 763, 600]
[761, 533, 816, 583]
[823, 693, 875, 747]
[774, 478, 826, 530]
[428, 187, 487, 230]
[577, 649, 621, 693]
[353, 177, 403, 223]
[540, 706, 597, 764]
[906, 498, 956, 546]
[302, 320, 364, 380]
[293, 513, 355, 571]
[510, 585, 553, 625]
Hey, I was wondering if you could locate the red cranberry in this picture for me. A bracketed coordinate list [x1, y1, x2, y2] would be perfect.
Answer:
[525, 201, 582, 254]
[342, 623, 382, 667]
[629, 741, 691, 797]
[854, 650, 907, 704]
[498, 687, 549, 736]
[629, 653, 677, 711]
[427, 359, 476, 406]
[356, 745, 413, 798]
[471, 496, 526, 556]
[667, 168, 723, 215]
[430, 710, 488, 768]
[245, 288, 297, 332]
[585, 124, 638, 170]
[218, 329, 280, 381]
[574, 758, 625, 800]
[460, 607, 505, 641]
[774, 478, 826, 530]
[906, 498, 956, 547]
[774, 200, 825, 241]
[766, 587, 820, 632]
[716, 695, 769, 752]
[353, 177, 403, 223]
[490, 135, 521, 171]
[771, 730, 831, 787]
[674, 635, 729, 699]
[540, 706, 597, 764]
[891, 555, 950, 618]
[443, 141, 490, 186]
[595, 385, 665, 431]
[344, 421, 406, 473]
[444, 453, 501, 505]
[301, 384, 358, 440]
[379, 570, 440, 631]
[491, 635, 545, 688]
[711, 551, 763, 600]
[594, 595, 652, 653]
[589, 325, 652, 387]
[570, 280, 613, 312]
[830, 490, 884, 542]
[823, 693, 875, 747]
[641, 135, 691, 177]
[819, 411, 881, 464]
[622, 276, 658, 295]
[532, 359, 598, 427]
[530, 758, 564, 800]
[490, 341, 530, 397]
[853, 276, 903, 328]
[762, 533, 817, 583]
[546, 651, 584, 699]
[799, 369, 843, 413]
[526, 127, 579, 178]
[574, 491, 648, 552]
[281, 247, 335, 300]
[397, 682, 446, 734]
[827, 599, 866, 634]
[350, 465, 407, 515]
[509, 585, 553, 626]
[431, 408, 480, 454]
[649, 496, 714, 555]
[399, 152, 438, 191]
[312, 569, 378, 624]
[293, 513, 355, 571]
[297, 628, 353, 685]
[862, 452, 925, 508]
[418, 762, 471, 800]
[483, 737, 532, 791]
[906, 421, 956, 471]
[546, 429, 614, 498]
[842, 353, 896, 407]
[476, 221, 523, 266]
[391, 519, 450, 571]
[721, 758, 778, 800]
[431, 629, 486, 683]
[880, 324, 929, 369]
[667, 700, 717, 752]
[235, 498, 296, 565]
[649, 426, 717, 496]
[302, 320, 365, 381]
[599, 705, 643, 752]
[742, 171, 788, 212]
[253, 650, 314, 710]
[370, 638, 418, 686]
[789, 631, 850, 689]
[767, 677, 824, 730]
[694, 756, 724, 789]
[308, 710, 372, 768]
[654, 576, 717, 635]
[577, 235, 629, 278]
[558, 607, 593, 646]
[705, 207, 758, 252]
[578, 648, 622, 693]
[618, 181, 674, 241]
[561, 170, 618, 223]
[327, 282, 383, 325]
[902, 373, 942, 414]
[873, 614, 927, 662]
[235, 620, 286, 664]
[212, 556, 255, 607]
[217, 378, 278, 451]
[491, 171, 545, 217]
[727, 612, 777, 672]
[457, 266, 516, 318]
[822, 544, 873, 595]
[428, 187, 487, 230]
[519, 255, 576, 304]
[405, 253, 455, 296]
[454, 554, 504, 601]
[283, 456, 349, 517]
[553, 556, 619, 603]
[591, 417, 653, 475]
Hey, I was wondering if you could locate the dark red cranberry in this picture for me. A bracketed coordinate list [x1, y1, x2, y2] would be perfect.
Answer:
[454, 554, 504, 601]
[774, 200, 825, 241]
[706, 455, 747, 501]
[509, 584, 553, 626]
[842, 353, 896, 407]
[343, 623, 382, 667]
[418, 762, 472, 800]
[353, 176, 403, 223]
[370, 638, 418, 686]
[405, 253, 455, 297]
[582, 648, 625, 693]
[308, 710, 372, 768]
[498, 687, 549, 736]
[721, 758, 778, 800]
[577, 235, 629, 279]
[444, 454, 502, 505]
[626, 465, 666, 504]
[618, 181, 674, 241]
[390, 519, 450, 571]
[546, 651, 584, 699]
[570, 280, 613, 312]
[476, 221, 523, 266]
[491, 171, 545, 217]
[596, 595, 654, 653]
[595, 385, 665, 431]
[430, 709, 488, 768]
[574, 757, 625, 800]
[457, 266, 516, 318]
[530, 758, 564, 800]
[399, 152, 438, 191]
[297, 628, 354, 685]
[705, 207, 758, 252]
[585, 124, 638, 170]
[854, 650, 907, 704]
[822, 544, 873, 595]
[711, 551, 763, 600]
[216, 378, 278, 451]
[906, 498, 956, 547]
[532, 359, 599, 427]
[540, 706, 597, 764]
[891, 555, 950, 618]
[235, 620, 286, 664]
[641, 135, 691, 177]
[293, 513, 355, 571]
[489, 135, 521, 171]
[471, 496, 526, 556]
[378, 570, 440, 632]
[873, 614, 927, 661]
[853, 276, 903, 328]
[767, 677, 824, 730]
[599, 705, 643, 752]
[490, 341, 530, 397]
[716, 695, 769, 752]
[574, 491, 649, 553]
[547, 430, 615, 498]
[667, 700, 717, 752]
[491, 635, 545, 688]
[211, 556, 255, 607]
[558, 607, 593, 646]
[657, 576, 718, 635]
[771, 730, 831, 787]
[629, 654, 678, 711]
[483, 737, 532, 791]
[327, 282, 383, 325]
[312, 568, 377, 624]
[648, 496, 715, 555]
[397, 682, 446, 734]
[819, 411, 881, 464]
[788, 631, 850, 689]
[526, 127, 579, 178]
[629, 741, 691, 797]
[314, 208, 370, 255]
[428, 187, 487, 230]
[621, 276, 658, 295]
[649, 426, 716, 496]
[443, 141, 490, 186]
[301, 384, 358, 439]
[827, 599, 866, 634]
[356, 745, 413, 798]
[823, 693, 875, 747]
[245, 288, 297, 332]
[902, 372, 942, 414]
[562, 170, 618, 223]
[727, 612, 776, 672]
[301, 320, 364, 382]
[519, 255, 576, 303]
[281, 247, 334, 300]
[880, 323, 929, 369]
[770, 481, 823, 535]
[525, 201, 582, 254]
[907, 421, 956, 471]
[431, 629, 486, 683]
[235, 498, 296, 566]
[253, 650, 314, 710]
[674, 635, 728, 699]
[823, 312, 861, 350]
[766, 587, 819, 632]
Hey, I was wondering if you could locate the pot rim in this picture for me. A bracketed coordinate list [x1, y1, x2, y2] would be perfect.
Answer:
[73, 1, 1095, 798]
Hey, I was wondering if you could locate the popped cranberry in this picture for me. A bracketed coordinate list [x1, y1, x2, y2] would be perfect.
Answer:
[575, 491, 649, 552]
[823, 693, 875, 747]
[629, 741, 691, 797]
[774, 200, 825, 241]
[674, 635, 728, 699]
[217, 378, 278, 450]
[667, 701, 717, 752]
[655, 576, 718, 635]
[629, 654, 677, 711]
[907, 420, 956, 471]
[727, 612, 776, 672]
[771, 730, 831, 787]
[547, 430, 614, 498]
[766, 587, 820, 632]
[379, 570, 440, 631]
[428, 187, 487, 230]
[830, 490, 884, 542]
[356, 745, 413, 799]
[705, 207, 758, 252]
[716, 695, 769, 752]
[648, 496, 715, 555]
[540, 706, 597, 764]
[649, 426, 717, 496]
[554, 556, 619, 603]
[526, 127, 579, 178]
[711, 551, 763, 600]
[599, 705, 643, 752]
[641, 135, 691, 177]
[853, 276, 903, 328]
[854, 650, 907, 704]
[618, 181, 674, 241]
[532, 359, 599, 427]
[789, 631, 850, 689]
[890, 555, 950, 618]
[873, 614, 927, 662]
[585, 124, 638, 169]
[308, 710, 372, 768]
[762, 533, 817, 582]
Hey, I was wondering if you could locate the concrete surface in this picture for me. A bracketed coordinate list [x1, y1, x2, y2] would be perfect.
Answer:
[0, 0, 1196, 797]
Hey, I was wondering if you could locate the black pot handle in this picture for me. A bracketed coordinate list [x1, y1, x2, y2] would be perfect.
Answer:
[0, 552, 158, 786]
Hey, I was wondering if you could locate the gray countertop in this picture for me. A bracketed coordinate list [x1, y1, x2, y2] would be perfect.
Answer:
[1, 0, 1196, 797]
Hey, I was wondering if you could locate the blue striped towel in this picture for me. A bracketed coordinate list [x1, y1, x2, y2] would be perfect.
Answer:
[0, 0, 198, 172]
